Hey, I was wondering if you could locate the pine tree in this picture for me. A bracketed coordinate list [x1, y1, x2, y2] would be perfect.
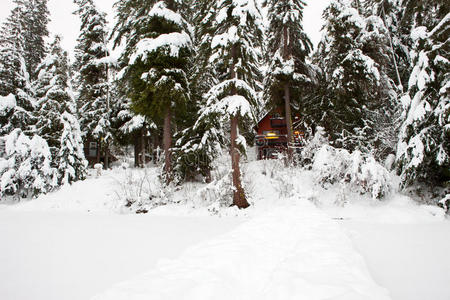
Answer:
[263, 0, 313, 160]
[197, 0, 264, 208]
[112, 0, 193, 180]
[314, 0, 397, 158]
[0, 4, 35, 136]
[34, 36, 74, 159]
[396, 10, 449, 188]
[74, 0, 113, 168]
[57, 112, 88, 185]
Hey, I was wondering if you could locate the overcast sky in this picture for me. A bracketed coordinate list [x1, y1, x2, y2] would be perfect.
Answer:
[0, 0, 328, 60]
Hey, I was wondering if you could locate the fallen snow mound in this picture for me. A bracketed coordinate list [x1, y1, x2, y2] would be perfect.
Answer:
[93, 199, 391, 300]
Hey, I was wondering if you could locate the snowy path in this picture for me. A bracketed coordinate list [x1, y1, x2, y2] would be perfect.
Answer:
[93, 199, 391, 300]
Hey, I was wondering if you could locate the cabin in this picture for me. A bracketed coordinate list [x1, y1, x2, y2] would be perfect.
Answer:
[254, 109, 305, 160]
[83, 137, 117, 167]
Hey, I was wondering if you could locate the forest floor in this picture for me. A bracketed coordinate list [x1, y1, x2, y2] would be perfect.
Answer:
[0, 160, 449, 300]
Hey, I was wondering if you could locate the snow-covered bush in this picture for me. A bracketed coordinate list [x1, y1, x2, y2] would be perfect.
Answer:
[114, 167, 177, 213]
[197, 153, 234, 208]
[300, 126, 329, 167]
[0, 129, 55, 199]
[439, 194, 450, 214]
[312, 145, 393, 199]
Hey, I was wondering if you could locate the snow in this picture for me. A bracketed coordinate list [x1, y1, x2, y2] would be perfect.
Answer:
[216, 95, 252, 117]
[148, 1, 185, 27]
[0, 210, 241, 300]
[93, 200, 390, 300]
[0, 94, 16, 114]
[1, 161, 449, 300]
[129, 32, 191, 64]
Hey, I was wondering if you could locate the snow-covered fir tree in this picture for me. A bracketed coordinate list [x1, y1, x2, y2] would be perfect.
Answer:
[396, 11, 449, 189]
[0, 4, 35, 135]
[74, 0, 113, 168]
[314, 0, 398, 159]
[196, 0, 264, 208]
[20, 0, 51, 80]
[263, 0, 314, 159]
[364, 0, 412, 90]
[112, 0, 193, 180]
[34, 36, 75, 159]
[172, 0, 224, 181]
[57, 112, 88, 185]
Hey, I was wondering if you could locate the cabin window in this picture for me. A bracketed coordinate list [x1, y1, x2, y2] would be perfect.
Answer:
[271, 113, 282, 119]
[89, 142, 98, 157]
[263, 130, 280, 136]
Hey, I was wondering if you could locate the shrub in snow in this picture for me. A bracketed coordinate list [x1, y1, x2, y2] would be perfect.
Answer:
[300, 126, 329, 167]
[94, 163, 103, 177]
[115, 167, 177, 213]
[0, 129, 55, 199]
[439, 194, 450, 214]
[312, 145, 393, 200]
[197, 153, 235, 207]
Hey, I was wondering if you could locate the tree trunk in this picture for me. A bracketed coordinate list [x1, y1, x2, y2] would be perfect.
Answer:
[283, 26, 294, 163]
[105, 141, 109, 169]
[231, 116, 248, 208]
[140, 126, 146, 166]
[230, 43, 249, 209]
[134, 133, 140, 168]
[163, 108, 172, 183]
[96, 138, 101, 164]
[284, 82, 293, 162]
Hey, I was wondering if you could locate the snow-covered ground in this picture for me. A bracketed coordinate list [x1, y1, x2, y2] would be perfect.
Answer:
[0, 162, 449, 300]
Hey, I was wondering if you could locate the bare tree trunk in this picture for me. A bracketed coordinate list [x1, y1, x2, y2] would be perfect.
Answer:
[283, 26, 294, 163]
[140, 127, 146, 166]
[105, 141, 109, 169]
[230, 43, 249, 209]
[134, 133, 140, 167]
[163, 108, 172, 183]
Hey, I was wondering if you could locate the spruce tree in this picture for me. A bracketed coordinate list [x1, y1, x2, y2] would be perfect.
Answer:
[263, 0, 313, 160]
[57, 112, 88, 185]
[34, 36, 74, 159]
[74, 0, 112, 168]
[197, 0, 264, 208]
[21, 0, 51, 80]
[314, 0, 397, 158]
[396, 9, 449, 188]
[0, 5, 35, 135]
[112, 0, 193, 180]
[172, 0, 223, 181]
